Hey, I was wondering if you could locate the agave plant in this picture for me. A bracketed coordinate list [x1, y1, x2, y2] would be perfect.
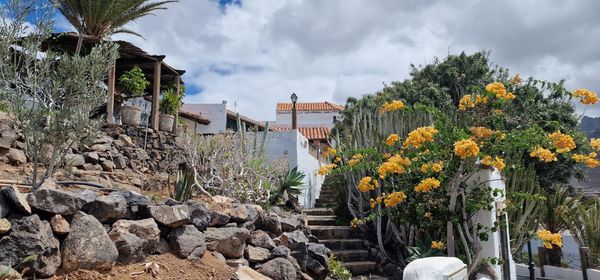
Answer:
[270, 167, 306, 205]
[565, 199, 600, 268]
[171, 169, 194, 201]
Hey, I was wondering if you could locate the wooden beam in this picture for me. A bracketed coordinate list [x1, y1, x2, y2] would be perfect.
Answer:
[172, 75, 181, 133]
[107, 64, 116, 124]
[151, 60, 162, 130]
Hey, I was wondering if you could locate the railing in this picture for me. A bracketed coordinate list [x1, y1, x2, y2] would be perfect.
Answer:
[516, 246, 600, 280]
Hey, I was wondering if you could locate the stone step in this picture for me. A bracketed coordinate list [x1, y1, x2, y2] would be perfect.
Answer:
[333, 250, 370, 262]
[315, 198, 334, 204]
[344, 261, 377, 276]
[320, 239, 365, 250]
[352, 275, 387, 280]
[314, 202, 333, 208]
[306, 215, 337, 226]
[303, 208, 334, 216]
[310, 225, 357, 239]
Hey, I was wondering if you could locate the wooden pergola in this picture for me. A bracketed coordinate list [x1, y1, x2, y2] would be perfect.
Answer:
[43, 33, 185, 131]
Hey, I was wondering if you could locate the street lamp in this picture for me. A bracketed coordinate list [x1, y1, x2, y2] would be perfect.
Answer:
[291, 92, 298, 129]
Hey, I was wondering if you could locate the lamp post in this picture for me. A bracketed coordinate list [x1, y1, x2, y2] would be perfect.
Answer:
[291, 92, 298, 129]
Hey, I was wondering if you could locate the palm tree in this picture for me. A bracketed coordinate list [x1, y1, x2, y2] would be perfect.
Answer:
[53, 0, 178, 54]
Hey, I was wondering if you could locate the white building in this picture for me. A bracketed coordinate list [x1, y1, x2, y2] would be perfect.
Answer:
[275, 101, 343, 129]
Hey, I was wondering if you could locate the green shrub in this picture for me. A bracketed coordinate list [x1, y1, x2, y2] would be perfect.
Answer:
[119, 66, 149, 98]
[270, 167, 306, 205]
[329, 255, 352, 280]
[160, 87, 182, 115]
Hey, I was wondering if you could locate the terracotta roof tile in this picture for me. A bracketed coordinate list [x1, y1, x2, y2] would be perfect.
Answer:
[277, 126, 331, 140]
[276, 102, 343, 112]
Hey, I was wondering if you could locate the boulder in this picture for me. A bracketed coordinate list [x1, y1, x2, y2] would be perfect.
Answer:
[85, 194, 127, 223]
[212, 195, 235, 204]
[0, 215, 61, 277]
[306, 258, 327, 280]
[235, 266, 273, 280]
[258, 258, 298, 280]
[211, 251, 226, 262]
[249, 230, 276, 250]
[100, 160, 116, 172]
[280, 230, 309, 250]
[65, 154, 85, 166]
[0, 191, 10, 218]
[0, 131, 16, 149]
[204, 227, 250, 258]
[0, 218, 11, 234]
[271, 246, 291, 259]
[6, 148, 26, 165]
[155, 238, 171, 255]
[109, 218, 161, 264]
[307, 243, 330, 268]
[1, 186, 31, 215]
[118, 134, 135, 147]
[290, 242, 308, 272]
[27, 188, 86, 215]
[115, 190, 150, 205]
[114, 154, 126, 169]
[245, 245, 271, 263]
[84, 152, 100, 164]
[61, 212, 119, 271]
[209, 210, 231, 227]
[146, 204, 189, 228]
[226, 258, 249, 268]
[185, 200, 211, 231]
[50, 214, 70, 234]
[226, 204, 250, 223]
[245, 204, 264, 221]
[167, 225, 206, 259]
[254, 213, 282, 236]
[76, 190, 99, 204]
[281, 214, 303, 232]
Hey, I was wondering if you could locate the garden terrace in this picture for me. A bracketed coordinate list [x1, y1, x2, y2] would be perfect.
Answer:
[42, 32, 186, 131]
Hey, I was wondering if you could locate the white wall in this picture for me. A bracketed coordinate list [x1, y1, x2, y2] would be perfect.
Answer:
[275, 111, 339, 128]
[182, 103, 227, 134]
[262, 130, 325, 208]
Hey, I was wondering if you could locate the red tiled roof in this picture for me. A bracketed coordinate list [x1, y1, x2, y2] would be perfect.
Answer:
[277, 126, 331, 140]
[276, 102, 343, 112]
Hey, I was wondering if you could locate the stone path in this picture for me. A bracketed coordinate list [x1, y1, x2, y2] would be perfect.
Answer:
[303, 184, 387, 279]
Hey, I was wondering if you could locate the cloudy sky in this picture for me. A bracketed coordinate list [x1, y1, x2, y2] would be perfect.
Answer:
[57, 0, 600, 121]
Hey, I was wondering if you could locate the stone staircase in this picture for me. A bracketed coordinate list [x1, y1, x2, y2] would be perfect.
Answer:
[303, 184, 385, 279]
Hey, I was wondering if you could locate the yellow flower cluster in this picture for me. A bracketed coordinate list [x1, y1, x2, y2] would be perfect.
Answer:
[469, 126, 494, 139]
[537, 229, 563, 249]
[481, 155, 506, 171]
[485, 82, 516, 100]
[403, 126, 438, 148]
[530, 147, 557, 162]
[591, 138, 600, 151]
[348, 153, 365, 166]
[453, 139, 480, 159]
[384, 191, 406, 208]
[317, 164, 337, 175]
[458, 94, 488, 110]
[350, 218, 362, 228]
[548, 131, 576, 153]
[572, 152, 600, 168]
[378, 154, 411, 178]
[414, 177, 441, 193]
[572, 89, 599, 105]
[431, 241, 445, 250]
[420, 161, 443, 173]
[370, 196, 383, 209]
[357, 176, 378, 192]
[323, 147, 337, 157]
[386, 133, 401, 146]
[380, 100, 405, 113]
[423, 212, 432, 219]
[511, 74, 522, 84]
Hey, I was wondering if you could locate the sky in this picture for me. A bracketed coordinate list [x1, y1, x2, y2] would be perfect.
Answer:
[50, 0, 600, 121]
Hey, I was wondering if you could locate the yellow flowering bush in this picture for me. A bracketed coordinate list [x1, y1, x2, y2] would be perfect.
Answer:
[380, 100, 405, 113]
[403, 126, 438, 148]
[572, 152, 600, 168]
[378, 154, 411, 178]
[384, 191, 406, 207]
[358, 176, 378, 192]
[485, 82, 516, 100]
[414, 177, 441, 193]
[530, 147, 557, 162]
[481, 155, 505, 171]
[453, 139, 480, 159]
[537, 229, 563, 249]
[572, 88, 599, 105]
[386, 133, 401, 146]
[469, 126, 494, 139]
[420, 161, 443, 173]
[317, 164, 337, 175]
[459, 94, 489, 111]
[591, 138, 600, 151]
[348, 153, 365, 166]
[548, 131, 576, 153]
[431, 241, 445, 250]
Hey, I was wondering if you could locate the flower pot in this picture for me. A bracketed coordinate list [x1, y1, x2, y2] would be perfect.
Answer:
[159, 114, 175, 132]
[121, 105, 142, 126]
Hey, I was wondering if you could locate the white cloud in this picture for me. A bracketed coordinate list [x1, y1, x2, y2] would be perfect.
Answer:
[110, 0, 600, 121]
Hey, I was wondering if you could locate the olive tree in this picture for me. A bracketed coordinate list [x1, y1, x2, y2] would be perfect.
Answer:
[0, 0, 118, 188]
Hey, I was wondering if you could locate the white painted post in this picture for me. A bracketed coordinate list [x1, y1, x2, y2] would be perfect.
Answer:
[468, 168, 517, 280]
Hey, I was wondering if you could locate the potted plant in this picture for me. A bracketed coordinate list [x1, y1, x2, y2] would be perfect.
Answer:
[159, 86, 182, 132]
[119, 66, 149, 126]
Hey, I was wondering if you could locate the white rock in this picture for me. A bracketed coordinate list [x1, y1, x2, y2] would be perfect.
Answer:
[403, 257, 467, 280]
